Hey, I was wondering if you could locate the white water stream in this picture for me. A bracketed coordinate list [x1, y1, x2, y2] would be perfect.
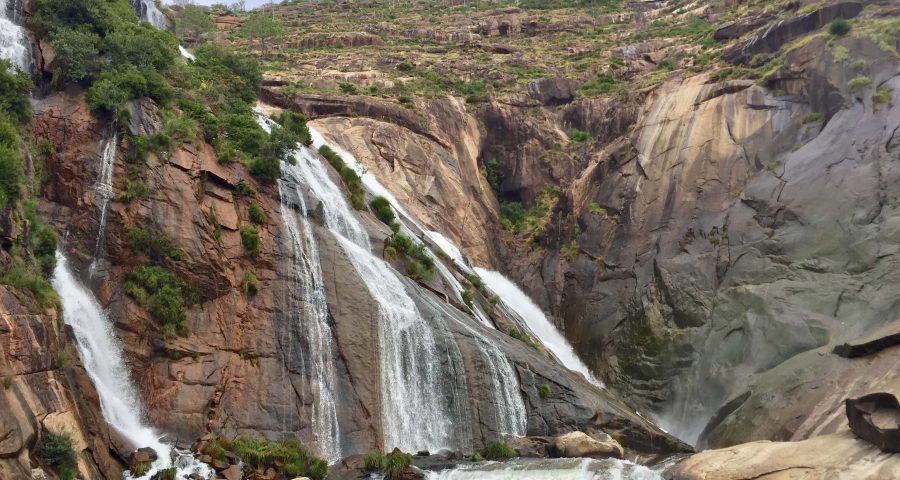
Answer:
[424, 458, 663, 480]
[278, 163, 342, 462]
[131, 0, 168, 30]
[474, 268, 604, 388]
[91, 124, 118, 267]
[0, 0, 31, 71]
[52, 252, 213, 479]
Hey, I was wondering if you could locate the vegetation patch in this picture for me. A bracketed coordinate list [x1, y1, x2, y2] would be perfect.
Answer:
[873, 87, 893, 104]
[319, 145, 365, 209]
[509, 328, 542, 351]
[828, 19, 851, 37]
[848, 76, 872, 91]
[501, 186, 562, 235]
[800, 112, 824, 124]
[36, 431, 78, 480]
[362, 450, 413, 480]
[124, 266, 195, 337]
[241, 271, 259, 295]
[129, 228, 184, 262]
[201, 437, 328, 480]
[248, 202, 268, 225]
[386, 233, 436, 281]
[240, 225, 261, 258]
[369, 196, 398, 231]
[483, 441, 516, 461]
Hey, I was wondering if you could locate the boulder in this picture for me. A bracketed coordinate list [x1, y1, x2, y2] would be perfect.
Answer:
[507, 436, 551, 457]
[550, 431, 624, 459]
[527, 78, 577, 106]
[220, 465, 242, 480]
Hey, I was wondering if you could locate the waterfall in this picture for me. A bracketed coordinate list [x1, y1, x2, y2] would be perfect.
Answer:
[52, 252, 213, 479]
[91, 124, 118, 268]
[278, 167, 342, 462]
[179, 45, 195, 62]
[423, 458, 664, 480]
[0, 0, 32, 71]
[130, 0, 168, 30]
[337, 236, 460, 452]
[425, 296, 526, 437]
[474, 268, 604, 388]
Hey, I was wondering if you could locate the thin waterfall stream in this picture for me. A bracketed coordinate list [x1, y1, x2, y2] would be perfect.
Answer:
[90, 123, 118, 268]
[0, 0, 32, 71]
[52, 252, 213, 480]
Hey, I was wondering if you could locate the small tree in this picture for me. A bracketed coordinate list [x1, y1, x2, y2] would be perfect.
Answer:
[175, 5, 216, 45]
[242, 13, 284, 58]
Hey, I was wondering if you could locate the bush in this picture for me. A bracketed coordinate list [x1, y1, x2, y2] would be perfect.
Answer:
[369, 196, 395, 225]
[124, 266, 191, 336]
[339, 82, 359, 95]
[483, 441, 515, 461]
[36, 431, 78, 480]
[828, 19, 851, 37]
[0, 62, 33, 125]
[363, 452, 384, 471]
[873, 87, 893, 104]
[569, 129, 590, 142]
[241, 271, 259, 295]
[578, 74, 625, 97]
[129, 228, 184, 261]
[0, 142, 23, 210]
[201, 437, 328, 480]
[248, 202, 268, 225]
[848, 76, 872, 91]
[273, 110, 312, 146]
[383, 450, 413, 479]
[387, 234, 435, 280]
[481, 158, 503, 192]
[461, 288, 475, 308]
[655, 59, 677, 71]
[50, 27, 101, 83]
[0, 265, 61, 308]
[240, 225, 261, 258]
[470, 452, 482, 462]
[159, 467, 177, 480]
[120, 171, 149, 203]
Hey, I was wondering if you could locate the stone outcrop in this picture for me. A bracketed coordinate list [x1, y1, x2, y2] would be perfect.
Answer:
[0, 285, 122, 479]
[668, 431, 900, 479]
[297, 32, 383, 49]
[527, 78, 577, 106]
[550, 431, 623, 459]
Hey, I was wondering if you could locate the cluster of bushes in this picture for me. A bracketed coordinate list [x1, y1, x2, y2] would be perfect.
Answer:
[34, 0, 178, 112]
[500, 186, 562, 234]
[363, 450, 413, 479]
[201, 437, 328, 480]
[240, 225, 261, 257]
[36, 430, 78, 480]
[0, 63, 60, 309]
[481, 158, 503, 192]
[319, 145, 365, 209]
[483, 441, 515, 460]
[369, 196, 400, 232]
[385, 233, 435, 280]
[124, 266, 196, 337]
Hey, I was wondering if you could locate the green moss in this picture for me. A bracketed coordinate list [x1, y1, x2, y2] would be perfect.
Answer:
[241, 271, 259, 295]
[538, 383, 551, 398]
[201, 437, 327, 480]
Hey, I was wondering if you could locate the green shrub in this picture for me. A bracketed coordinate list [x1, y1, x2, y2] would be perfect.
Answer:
[124, 266, 191, 336]
[339, 82, 359, 95]
[538, 383, 551, 398]
[240, 225, 261, 258]
[57, 350, 70, 369]
[481, 158, 503, 192]
[828, 19, 851, 37]
[363, 452, 385, 471]
[848, 76, 872, 91]
[273, 110, 312, 146]
[483, 441, 515, 461]
[159, 467, 177, 480]
[387, 234, 435, 280]
[369, 196, 395, 225]
[234, 180, 256, 197]
[201, 437, 327, 480]
[655, 59, 677, 71]
[241, 271, 259, 295]
[383, 450, 413, 479]
[461, 288, 475, 308]
[248, 202, 268, 225]
[850, 59, 867, 71]
[36, 431, 77, 480]
[0, 62, 33, 125]
[129, 228, 184, 261]
[509, 328, 542, 351]
[873, 87, 893, 104]
[120, 169, 149, 202]
[0, 140, 23, 209]
[569, 129, 590, 142]
[578, 73, 626, 97]
[800, 112, 824, 124]
[0, 265, 61, 308]
[130, 462, 151, 476]
[470, 452, 482, 462]
[50, 27, 101, 83]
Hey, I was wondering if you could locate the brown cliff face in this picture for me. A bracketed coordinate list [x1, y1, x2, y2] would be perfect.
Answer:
[31, 87, 683, 464]
[0, 285, 123, 480]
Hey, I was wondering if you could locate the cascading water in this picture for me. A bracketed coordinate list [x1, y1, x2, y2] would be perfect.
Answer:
[278, 165, 342, 462]
[52, 252, 213, 480]
[309, 125, 530, 448]
[424, 458, 664, 480]
[0, 0, 32, 71]
[130, 0, 168, 30]
[474, 268, 604, 388]
[338, 236, 460, 452]
[91, 124, 118, 268]
[425, 296, 526, 437]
